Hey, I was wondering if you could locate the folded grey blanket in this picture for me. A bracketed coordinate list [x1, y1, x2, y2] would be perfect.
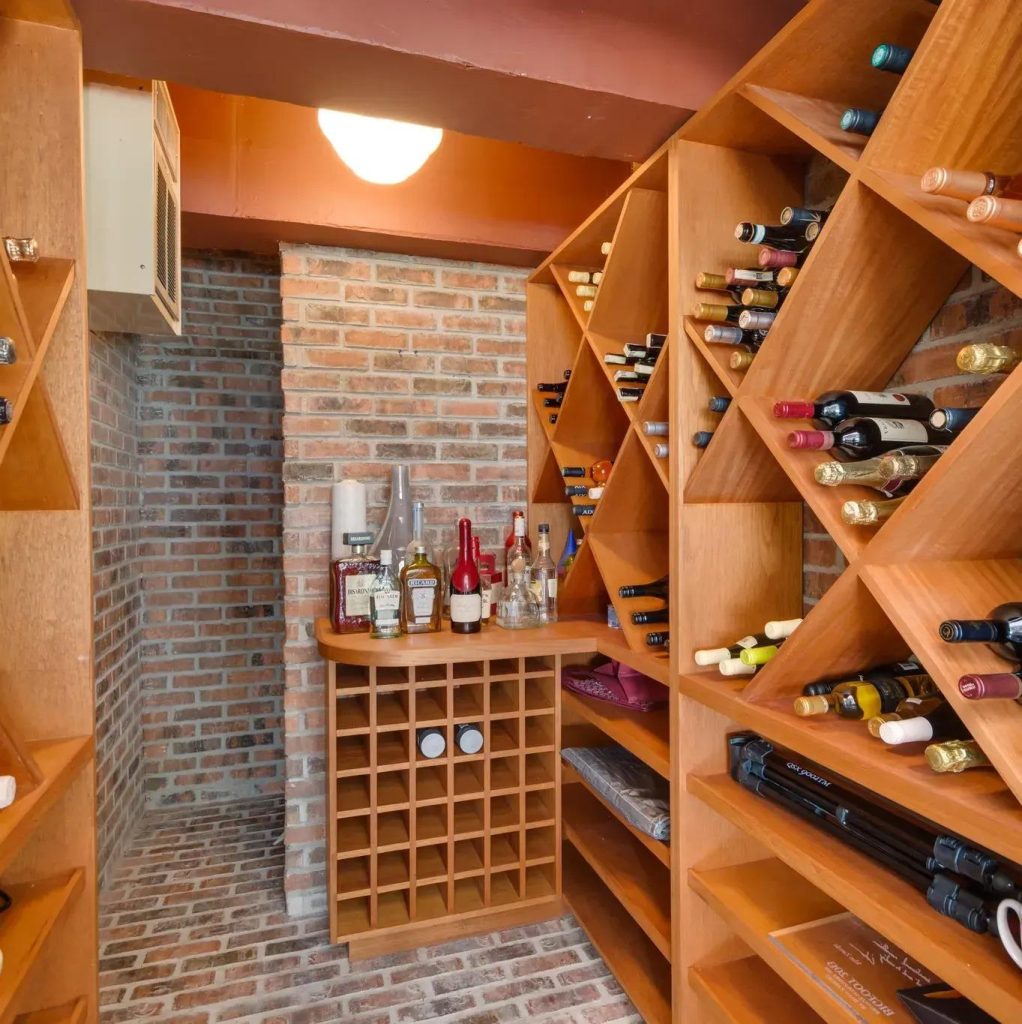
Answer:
[562, 744, 670, 842]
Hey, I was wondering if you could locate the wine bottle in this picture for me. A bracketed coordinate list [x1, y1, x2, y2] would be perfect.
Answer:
[739, 644, 779, 666]
[959, 672, 1022, 702]
[765, 618, 802, 640]
[726, 267, 778, 286]
[586, 486, 605, 500]
[804, 221, 825, 244]
[568, 270, 592, 284]
[693, 302, 743, 325]
[643, 421, 669, 436]
[561, 459, 612, 482]
[0, 398, 11, 426]
[774, 390, 934, 428]
[632, 608, 669, 626]
[634, 361, 657, 378]
[788, 417, 945, 459]
[583, 299, 594, 312]
[564, 485, 588, 497]
[741, 287, 784, 310]
[543, 396, 562, 408]
[619, 576, 668, 600]
[417, 727, 446, 759]
[868, 694, 947, 738]
[794, 672, 935, 719]
[572, 504, 597, 517]
[558, 530, 578, 578]
[692, 431, 713, 449]
[735, 222, 807, 251]
[0, 337, 15, 365]
[449, 517, 482, 634]
[781, 207, 829, 229]
[645, 631, 669, 649]
[871, 43, 914, 73]
[801, 660, 921, 699]
[776, 267, 800, 288]
[605, 352, 642, 366]
[614, 370, 643, 383]
[957, 342, 1020, 375]
[536, 380, 569, 394]
[652, 443, 668, 459]
[926, 739, 991, 774]
[730, 351, 755, 371]
[646, 333, 667, 349]
[696, 272, 743, 299]
[841, 496, 905, 525]
[940, 603, 1022, 661]
[758, 246, 803, 269]
[719, 657, 763, 677]
[815, 445, 945, 496]
[966, 195, 1022, 231]
[929, 407, 980, 433]
[878, 701, 969, 745]
[533, 523, 558, 625]
[617, 387, 645, 403]
[548, 414, 558, 425]
[840, 107, 882, 136]
[625, 341, 662, 358]
[921, 167, 1022, 202]
[694, 633, 771, 666]
[738, 310, 775, 331]
[576, 284, 598, 297]
[600, 241, 613, 256]
[593, 271, 604, 285]
[704, 324, 761, 347]
[708, 396, 731, 413]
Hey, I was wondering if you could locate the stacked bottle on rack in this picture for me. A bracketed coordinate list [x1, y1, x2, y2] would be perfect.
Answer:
[602, 332, 665, 406]
[834, 39, 918, 141]
[617, 574, 670, 651]
[693, 617, 803, 676]
[535, 369, 572, 426]
[561, 458, 613, 518]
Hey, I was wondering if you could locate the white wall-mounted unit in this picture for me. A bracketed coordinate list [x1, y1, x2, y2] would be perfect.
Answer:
[84, 75, 182, 336]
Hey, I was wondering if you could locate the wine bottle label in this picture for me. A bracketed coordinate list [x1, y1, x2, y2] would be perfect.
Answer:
[846, 390, 910, 406]
[450, 593, 482, 623]
[345, 574, 375, 616]
[875, 419, 929, 443]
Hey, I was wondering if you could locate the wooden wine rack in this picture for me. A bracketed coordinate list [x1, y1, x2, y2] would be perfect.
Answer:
[0, 4, 98, 1022]
[528, 0, 1022, 1021]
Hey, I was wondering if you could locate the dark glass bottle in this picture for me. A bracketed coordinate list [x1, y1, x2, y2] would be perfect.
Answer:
[329, 532, 380, 634]
[788, 417, 945, 460]
[871, 43, 914, 74]
[0, 397, 12, 425]
[841, 107, 882, 136]
[940, 603, 1022, 661]
[645, 631, 669, 649]
[693, 302, 743, 325]
[708, 396, 731, 413]
[536, 381, 568, 394]
[692, 431, 713, 449]
[780, 207, 829, 229]
[632, 608, 669, 626]
[758, 247, 804, 270]
[543, 396, 562, 408]
[449, 517, 482, 634]
[619, 575, 668, 600]
[735, 222, 807, 251]
[929, 407, 980, 434]
[878, 701, 968, 745]
[774, 390, 934, 428]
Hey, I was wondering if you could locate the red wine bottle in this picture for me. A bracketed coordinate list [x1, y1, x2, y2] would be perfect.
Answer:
[632, 608, 669, 626]
[788, 417, 945, 459]
[929, 407, 980, 434]
[619, 575, 668, 600]
[449, 517, 482, 634]
[940, 603, 1022, 661]
[536, 381, 569, 394]
[735, 222, 807, 251]
[959, 672, 1022, 701]
[758, 247, 804, 270]
[774, 390, 934, 429]
[841, 107, 882, 136]
[780, 207, 830, 230]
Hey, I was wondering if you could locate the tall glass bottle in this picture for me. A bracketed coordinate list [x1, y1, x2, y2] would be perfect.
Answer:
[449, 517, 482, 635]
[503, 510, 532, 581]
[506, 514, 533, 580]
[369, 550, 402, 639]
[373, 464, 413, 558]
[533, 523, 558, 625]
[404, 499, 431, 572]
[400, 545, 441, 634]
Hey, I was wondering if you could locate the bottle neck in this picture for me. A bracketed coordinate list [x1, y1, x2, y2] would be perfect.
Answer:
[815, 458, 885, 487]
[457, 519, 473, 562]
[412, 503, 424, 539]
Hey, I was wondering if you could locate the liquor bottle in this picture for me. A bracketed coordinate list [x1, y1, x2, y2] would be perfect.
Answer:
[536, 380, 569, 394]
[958, 672, 1022, 702]
[561, 459, 613, 483]
[653, 442, 668, 459]
[741, 287, 784, 310]
[730, 351, 756, 371]
[926, 739, 991, 774]
[400, 545, 442, 634]
[449, 517, 482, 635]
[840, 107, 882, 136]
[504, 510, 532, 575]
[871, 43, 914, 73]
[758, 247, 803, 270]
[417, 727, 446, 759]
[814, 445, 945, 495]
[966, 196, 1022, 231]
[558, 530, 578, 579]
[788, 417, 945, 459]
[3, 237, 38, 262]
[694, 633, 771, 666]
[774, 390, 934, 428]
[693, 302, 743, 325]
[618, 386, 645, 403]
[543, 396, 562, 408]
[455, 723, 484, 754]
[739, 644, 780, 666]
[841, 496, 905, 525]
[473, 536, 495, 623]
[0, 398, 11, 425]
[879, 701, 969, 745]
[921, 167, 1022, 202]
[735, 222, 807, 251]
[957, 341, 1020, 375]
[573, 504, 597, 517]
[646, 631, 669, 649]
[329, 532, 380, 634]
[505, 513, 533, 580]
[497, 571, 540, 629]
[643, 420, 669, 436]
[738, 310, 775, 331]
[868, 694, 946, 738]
[0, 337, 15, 365]
[619, 575, 669, 601]
[704, 325, 761, 347]
[692, 431, 713, 449]
[780, 207, 830, 229]
[404, 500, 431, 573]
[765, 618, 802, 640]
[940, 603, 1022, 661]
[632, 608, 669, 625]
[533, 523, 558, 625]
[369, 550, 402, 639]
[708, 396, 731, 413]
[793, 672, 935, 719]
[929, 407, 980, 434]
[568, 270, 592, 284]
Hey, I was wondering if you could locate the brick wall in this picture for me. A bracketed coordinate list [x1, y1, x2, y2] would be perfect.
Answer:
[279, 244, 529, 913]
[90, 332, 144, 888]
[803, 265, 1021, 608]
[136, 251, 286, 808]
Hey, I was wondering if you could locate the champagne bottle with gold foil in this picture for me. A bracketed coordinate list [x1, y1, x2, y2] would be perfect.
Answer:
[730, 350, 756, 371]
[967, 195, 1022, 231]
[793, 672, 935, 719]
[814, 445, 945, 495]
[921, 167, 1022, 203]
[741, 287, 783, 310]
[841, 496, 905, 526]
[776, 266, 800, 288]
[693, 302, 742, 325]
[926, 739, 992, 774]
[957, 342, 1021, 375]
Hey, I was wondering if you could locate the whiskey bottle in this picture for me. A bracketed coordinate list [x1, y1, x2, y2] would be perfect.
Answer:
[369, 550, 402, 639]
[400, 545, 442, 634]
[0, 337, 16, 365]
[940, 603, 1022, 661]
[774, 389, 934, 428]
[329, 532, 380, 634]
[926, 739, 991, 774]
[957, 342, 1020, 374]
[841, 496, 905, 525]
[921, 167, 1022, 202]
[966, 195, 1022, 230]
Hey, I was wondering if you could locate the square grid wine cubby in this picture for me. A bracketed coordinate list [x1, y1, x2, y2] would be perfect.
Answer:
[328, 655, 561, 948]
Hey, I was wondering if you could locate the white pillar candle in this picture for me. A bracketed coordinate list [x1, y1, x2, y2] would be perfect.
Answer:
[331, 479, 367, 560]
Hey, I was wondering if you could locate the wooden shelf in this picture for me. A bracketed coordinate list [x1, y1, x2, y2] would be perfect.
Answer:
[14, 1000, 87, 1024]
[690, 858, 855, 1024]
[0, 871, 84, 1024]
[690, 955, 825, 1024]
[561, 689, 669, 778]
[563, 781, 670, 958]
[562, 843, 671, 1024]
[689, 772, 1020, 1023]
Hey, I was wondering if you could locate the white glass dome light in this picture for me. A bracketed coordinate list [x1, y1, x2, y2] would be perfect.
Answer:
[316, 109, 443, 185]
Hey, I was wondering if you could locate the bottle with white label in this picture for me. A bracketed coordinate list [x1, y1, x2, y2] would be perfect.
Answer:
[449, 517, 482, 635]
[532, 523, 558, 625]
[400, 545, 441, 634]
[788, 417, 945, 459]
[369, 550, 402, 639]
[329, 532, 379, 634]
[773, 390, 934, 428]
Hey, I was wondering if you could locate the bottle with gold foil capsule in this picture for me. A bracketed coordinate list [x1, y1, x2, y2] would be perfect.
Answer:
[741, 287, 784, 311]
[730, 350, 755, 371]
[957, 342, 1021, 375]
[926, 739, 992, 774]
[793, 671, 936, 719]
[695, 272, 743, 300]
[776, 266, 800, 288]
[693, 302, 742, 325]
[966, 195, 1022, 231]
[814, 445, 946, 496]
[841, 496, 906, 526]
[921, 167, 1022, 203]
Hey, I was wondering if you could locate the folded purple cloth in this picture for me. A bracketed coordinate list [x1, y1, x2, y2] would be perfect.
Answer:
[561, 660, 667, 712]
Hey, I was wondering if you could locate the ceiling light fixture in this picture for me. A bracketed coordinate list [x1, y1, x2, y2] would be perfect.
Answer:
[317, 109, 443, 185]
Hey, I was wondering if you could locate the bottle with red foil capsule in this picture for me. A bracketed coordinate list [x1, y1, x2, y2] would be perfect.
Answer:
[329, 532, 379, 634]
[449, 517, 482, 635]
[958, 672, 1022, 703]
[473, 535, 496, 623]
[787, 417, 945, 460]
[758, 247, 805, 270]
[773, 390, 934, 429]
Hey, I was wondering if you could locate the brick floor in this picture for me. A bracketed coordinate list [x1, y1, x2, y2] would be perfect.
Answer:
[99, 797, 642, 1024]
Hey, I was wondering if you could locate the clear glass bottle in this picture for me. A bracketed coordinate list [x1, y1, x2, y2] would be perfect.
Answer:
[404, 499, 431, 573]
[506, 514, 533, 580]
[369, 550, 402, 639]
[532, 523, 557, 625]
[373, 464, 413, 558]
[497, 571, 540, 630]
[473, 536, 494, 624]
[400, 545, 442, 634]
[329, 532, 379, 634]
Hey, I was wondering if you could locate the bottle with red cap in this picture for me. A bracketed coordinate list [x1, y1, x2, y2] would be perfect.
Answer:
[773, 390, 934, 429]
[788, 417, 946, 460]
[959, 672, 1022, 703]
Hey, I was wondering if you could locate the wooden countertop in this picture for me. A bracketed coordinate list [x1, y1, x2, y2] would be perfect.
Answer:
[315, 617, 670, 685]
